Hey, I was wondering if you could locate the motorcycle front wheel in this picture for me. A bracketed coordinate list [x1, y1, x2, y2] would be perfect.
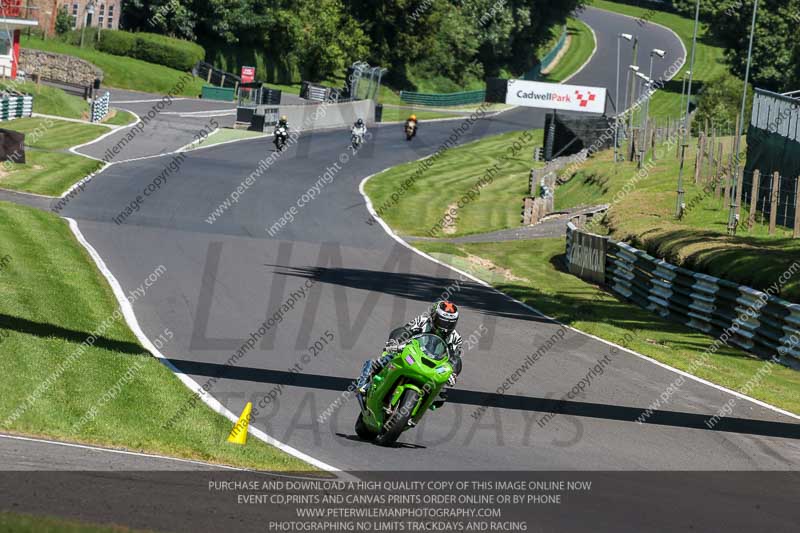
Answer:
[355, 413, 377, 441]
[375, 389, 420, 446]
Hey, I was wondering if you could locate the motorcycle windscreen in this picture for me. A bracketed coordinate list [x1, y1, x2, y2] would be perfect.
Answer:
[415, 334, 449, 361]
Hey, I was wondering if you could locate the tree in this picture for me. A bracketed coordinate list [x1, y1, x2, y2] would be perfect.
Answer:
[670, 0, 800, 93]
[693, 71, 753, 135]
[55, 5, 73, 35]
[119, 0, 585, 88]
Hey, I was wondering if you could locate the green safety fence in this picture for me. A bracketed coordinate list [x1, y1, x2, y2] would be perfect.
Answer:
[201, 85, 236, 102]
[524, 25, 568, 81]
[398, 89, 486, 107]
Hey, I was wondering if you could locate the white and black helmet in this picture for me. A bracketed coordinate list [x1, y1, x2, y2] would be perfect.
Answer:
[431, 300, 459, 335]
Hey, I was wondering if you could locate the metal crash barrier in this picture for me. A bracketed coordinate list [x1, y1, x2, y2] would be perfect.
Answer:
[566, 212, 800, 367]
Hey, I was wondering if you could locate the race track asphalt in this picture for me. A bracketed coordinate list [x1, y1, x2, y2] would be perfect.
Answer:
[55, 6, 800, 476]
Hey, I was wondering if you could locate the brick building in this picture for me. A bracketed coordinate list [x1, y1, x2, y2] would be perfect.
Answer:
[62, 0, 122, 30]
[22, 0, 122, 36]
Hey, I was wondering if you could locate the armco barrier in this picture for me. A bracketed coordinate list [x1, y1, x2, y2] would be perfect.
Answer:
[566, 213, 800, 368]
[399, 89, 485, 107]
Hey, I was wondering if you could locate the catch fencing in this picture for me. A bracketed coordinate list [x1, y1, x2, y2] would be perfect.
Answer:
[0, 93, 33, 121]
[566, 213, 800, 368]
[742, 89, 800, 229]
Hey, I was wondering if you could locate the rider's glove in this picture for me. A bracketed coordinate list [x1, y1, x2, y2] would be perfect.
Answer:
[385, 339, 401, 353]
[447, 374, 457, 387]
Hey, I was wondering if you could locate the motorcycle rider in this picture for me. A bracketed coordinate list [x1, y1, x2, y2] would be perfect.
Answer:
[351, 118, 367, 146]
[275, 115, 289, 134]
[404, 114, 417, 139]
[273, 115, 289, 150]
[357, 300, 463, 398]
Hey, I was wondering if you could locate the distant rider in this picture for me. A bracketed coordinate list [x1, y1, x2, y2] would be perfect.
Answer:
[352, 117, 367, 139]
[357, 300, 463, 398]
[275, 115, 289, 134]
[405, 114, 417, 138]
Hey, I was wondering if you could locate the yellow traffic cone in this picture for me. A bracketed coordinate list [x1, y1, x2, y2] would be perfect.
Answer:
[226, 402, 252, 445]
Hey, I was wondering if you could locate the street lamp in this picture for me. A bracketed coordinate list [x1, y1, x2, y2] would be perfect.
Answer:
[643, 49, 666, 151]
[679, 70, 691, 116]
[728, 0, 759, 235]
[636, 72, 653, 156]
[80, 1, 96, 48]
[615, 33, 634, 163]
[675, 0, 701, 219]
[624, 65, 640, 158]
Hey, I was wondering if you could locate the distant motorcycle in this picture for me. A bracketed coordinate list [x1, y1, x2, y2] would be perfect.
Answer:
[274, 126, 288, 151]
[404, 121, 417, 141]
[351, 132, 363, 150]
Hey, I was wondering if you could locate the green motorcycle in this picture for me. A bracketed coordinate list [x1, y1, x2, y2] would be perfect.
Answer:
[355, 333, 453, 446]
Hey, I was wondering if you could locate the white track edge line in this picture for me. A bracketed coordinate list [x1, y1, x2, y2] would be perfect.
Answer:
[65, 217, 346, 473]
[357, 170, 800, 423]
[0, 433, 246, 470]
[561, 16, 598, 83]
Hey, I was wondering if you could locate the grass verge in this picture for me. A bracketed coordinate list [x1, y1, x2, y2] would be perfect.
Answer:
[541, 17, 596, 83]
[413, 238, 800, 414]
[8, 117, 108, 150]
[0, 201, 312, 471]
[0, 118, 110, 196]
[0, 512, 154, 533]
[555, 137, 800, 301]
[103, 109, 138, 126]
[590, 0, 728, 120]
[364, 130, 543, 238]
[21, 36, 205, 97]
[378, 106, 470, 122]
[190, 127, 267, 150]
[1, 80, 89, 119]
[0, 152, 101, 196]
[1, 80, 132, 125]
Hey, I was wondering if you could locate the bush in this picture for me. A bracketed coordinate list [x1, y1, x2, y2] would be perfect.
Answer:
[97, 30, 136, 56]
[57, 29, 205, 72]
[59, 27, 100, 47]
[694, 72, 753, 135]
[131, 33, 204, 71]
[55, 6, 72, 35]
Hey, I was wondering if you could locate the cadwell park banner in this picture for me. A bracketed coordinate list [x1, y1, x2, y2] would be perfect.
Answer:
[567, 230, 607, 284]
[505, 79, 607, 114]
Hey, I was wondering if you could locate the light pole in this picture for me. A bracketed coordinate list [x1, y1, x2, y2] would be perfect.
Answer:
[642, 49, 666, 154]
[625, 64, 640, 159]
[80, 1, 95, 48]
[615, 33, 634, 163]
[636, 72, 653, 159]
[675, 0, 701, 218]
[679, 70, 691, 116]
[728, 0, 759, 235]
[627, 37, 639, 154]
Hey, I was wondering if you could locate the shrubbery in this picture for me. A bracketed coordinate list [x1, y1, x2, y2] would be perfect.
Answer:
[693, 72, 753, 135]
[57, 29, 204, 71]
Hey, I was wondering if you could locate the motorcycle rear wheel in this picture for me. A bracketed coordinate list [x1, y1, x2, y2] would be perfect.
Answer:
[375, 389, 420, 446]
